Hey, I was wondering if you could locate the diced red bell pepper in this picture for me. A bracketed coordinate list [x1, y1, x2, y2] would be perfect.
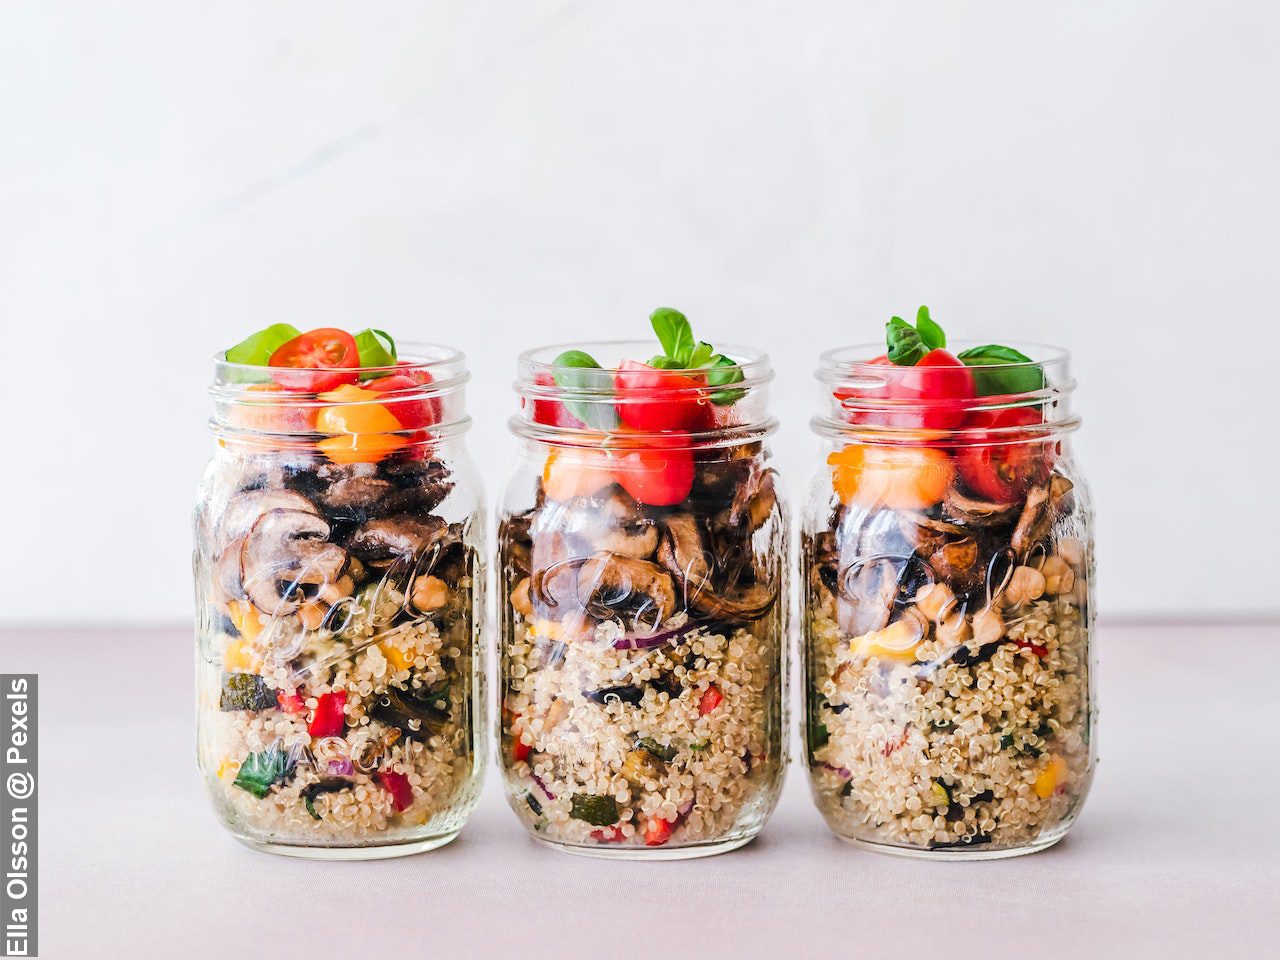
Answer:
[643, 816, 674, 846]
[277, 690, 307, 715]
[698, 685, 724, 715]
[378, 770, 414, 812]
[308, 690, 347, 738]
[1015, 639, 1049, 658]
[590, 826, 626, 843]
[513, 739, 531, 763]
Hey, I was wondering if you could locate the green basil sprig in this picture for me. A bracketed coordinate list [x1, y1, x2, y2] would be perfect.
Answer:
[551, 349, 620, 430]
[956, 344, 1044, 396]
[885, 306, 944, 365]
[223, 323, 302, 382]
[353, 328, 397, 369]
[647, 307, 744, 406]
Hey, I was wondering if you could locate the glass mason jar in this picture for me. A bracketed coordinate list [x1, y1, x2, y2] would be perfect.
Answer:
[194, 346, 485, 858]
[803, 343, 1095, 859]
[498, 342, 787, 859]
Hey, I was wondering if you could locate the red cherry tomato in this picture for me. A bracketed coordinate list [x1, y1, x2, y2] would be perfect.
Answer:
[268, 328, 360, 392]
[612, 436, 695, 506]
[643, 816, 674, 846]
[614, 360, 707, 431]
[698, 684, 724, 715]
[365, 373, 440, 429]
[276, 690, 307, 715]
[956, 405, 1054, 503]
[378, 770, 414, 812]
[838, 350, 975, 432]
[525, 372, 586, 428]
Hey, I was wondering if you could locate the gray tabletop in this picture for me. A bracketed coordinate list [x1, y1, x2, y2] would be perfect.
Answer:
[6, 621, 1277, 959]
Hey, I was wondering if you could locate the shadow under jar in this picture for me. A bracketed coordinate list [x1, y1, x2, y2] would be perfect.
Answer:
[194, 345, 485, 858]
[498, 342, 788, 859]
[802, 343, 1096, 859]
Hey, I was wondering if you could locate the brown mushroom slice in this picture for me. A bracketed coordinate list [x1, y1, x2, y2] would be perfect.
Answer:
[1050, 474, 1075, 512]
[240, 509, 349, 616]
[213, 534, 248, 602]
[942, 487, 1020, 527]
[928, 536, 983, 594]
[575, 552, 677, 630]
[657, 513, 713, 588]
[530, 532, 585, 620]
[216, 489, 318, 551]
[347, 515, 448, 568]
[379, 458, 455, 514]
[694, 579, 778, 623]
[1010, 480, 1052, 557]
[315, 476, 396, 513]
[722, 467, 778, 535]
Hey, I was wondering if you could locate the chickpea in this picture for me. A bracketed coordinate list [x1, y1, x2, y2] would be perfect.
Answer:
[1005, 565, 1046, 607]
[914, 582, 955, 622]
[936, 609, 972, 646]
[511, 577, 534, 617]
[411, 575, 449, 612]
[1040, 556, 1076, 595]
[972, 606, 1005, 646]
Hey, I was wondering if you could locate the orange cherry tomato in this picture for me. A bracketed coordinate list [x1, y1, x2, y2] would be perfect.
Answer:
[268, 328, 360, 392]
[315, 384, 407, 464]
[829, 443, 953, 509]
[228, 383, 318, 434]
[541, 446, 615, 502]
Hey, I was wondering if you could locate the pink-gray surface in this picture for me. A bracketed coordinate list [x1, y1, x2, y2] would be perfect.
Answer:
[5, 622, 1277, 959]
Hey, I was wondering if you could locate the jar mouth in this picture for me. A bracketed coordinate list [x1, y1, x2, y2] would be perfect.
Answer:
[209, 341, 471, 443]
[813, 340, 1079, 445]
[513, 340, 777, 447]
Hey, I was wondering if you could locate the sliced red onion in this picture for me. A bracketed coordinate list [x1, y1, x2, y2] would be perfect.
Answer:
[530, 771, 556, 802]
[326, 758, 355, 777]
[612, 620, 726, 651]
[819, 761, 852, 780]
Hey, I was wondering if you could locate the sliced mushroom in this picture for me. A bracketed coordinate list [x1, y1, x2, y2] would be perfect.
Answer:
[1010, 480, 1052, 557]
[315, 476, 395, 514]
[216, 489, 318, 552]
[721, 467, 778, 535]
[378, 458, 455, 514]
[575, 552, 677, 630]
[928, 537, 982, 594]
[597, 490, 659, 558]
[240, 508, 350, 616]
[943, 487, 1019, 526]
[213, 534, 248, 602]
[657, 513, 777, 623]
[347, 515, 448, 568]
[529, 532, 584, 621]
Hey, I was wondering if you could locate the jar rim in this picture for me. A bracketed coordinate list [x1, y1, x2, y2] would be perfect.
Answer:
[212, 341, 467, 384]
[517, 339, 773, 388]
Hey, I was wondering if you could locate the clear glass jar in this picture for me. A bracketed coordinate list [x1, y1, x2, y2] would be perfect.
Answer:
[193, 346, 485, 858]
[803, 343, 1095, 859]
[498, 342, 787, 859]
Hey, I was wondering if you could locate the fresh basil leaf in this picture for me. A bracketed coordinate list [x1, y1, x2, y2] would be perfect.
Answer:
[648, 354, 685, 370]
[956, 344, 1044, 396]
[225, 323, 301, 365]
[353, 328, 397, 369]
[552, 350, 620, 430]
[689, 341, 715, 369]
[223, 323, 301, 383]
[650, 308, 694, 366]
[706, 354, 745, 405]
[914, 306, 946, 351]
[885, 319, 928, 365]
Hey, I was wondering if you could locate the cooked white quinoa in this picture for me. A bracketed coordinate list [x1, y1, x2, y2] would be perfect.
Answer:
[503, 612, 781, 847]
[807, 585, 1091, 851]
[200, 588, 476, 844]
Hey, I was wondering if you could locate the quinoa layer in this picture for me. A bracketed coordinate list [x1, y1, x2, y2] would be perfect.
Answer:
[502, 614, 782, 848]
[807, 592, 1091, 851]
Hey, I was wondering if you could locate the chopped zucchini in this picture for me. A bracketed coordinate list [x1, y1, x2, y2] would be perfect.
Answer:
[219, 672, 276, 712]
[232, 746, 294, 799]
[569, 793, 619, 826]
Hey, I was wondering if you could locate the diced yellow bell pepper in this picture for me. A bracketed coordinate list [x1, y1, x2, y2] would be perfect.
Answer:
[850, 618, 923, 663]
[380, 640, 416, 672]
[1034, 755, 1069, 798]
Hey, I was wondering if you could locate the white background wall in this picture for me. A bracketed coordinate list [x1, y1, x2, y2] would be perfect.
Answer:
[1, 1, 1276, 624]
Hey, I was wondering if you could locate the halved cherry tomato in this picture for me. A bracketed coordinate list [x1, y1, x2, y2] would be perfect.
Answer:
[526, 372, 586, 428]
[828, 443, 954, 509]
[643, 816, 674, 846]
[365, 373, 440, 429]
[612, 436, 695, 507]
[955, 405, 1053, 503]
[268, 328, 360, 392]
[308, 690, 347, 738]
[838, 350, 975, 432]
[378, 770, 414, 812]
[591, 825, 626, 843]
[614, 360, 707, 431]
[698, 684, 724, 715]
